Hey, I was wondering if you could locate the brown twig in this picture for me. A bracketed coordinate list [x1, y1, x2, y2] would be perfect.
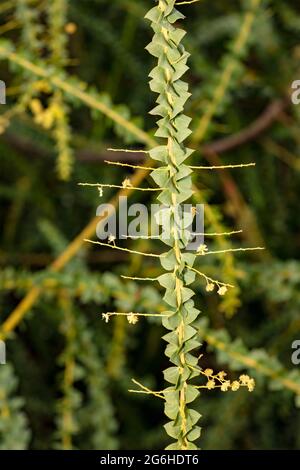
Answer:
[3, 98, 289, 164]
[202, 99, 289, 156]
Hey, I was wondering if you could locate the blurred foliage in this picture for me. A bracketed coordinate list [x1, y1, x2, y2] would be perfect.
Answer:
[0, 0, 300, 450]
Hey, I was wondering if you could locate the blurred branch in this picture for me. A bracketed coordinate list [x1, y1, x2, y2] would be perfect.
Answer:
[192, 0, 262, 144]
[261, 137, 300, 171]
[202, 99, 289, 156]
[0, 40, 156, 148]
[0, 1, 15, 15]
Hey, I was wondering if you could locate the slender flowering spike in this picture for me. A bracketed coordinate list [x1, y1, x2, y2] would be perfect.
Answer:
[145, 0, 201, 450]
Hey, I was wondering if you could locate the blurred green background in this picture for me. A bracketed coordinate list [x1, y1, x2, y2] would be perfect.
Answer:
[0, 0, 300, 450]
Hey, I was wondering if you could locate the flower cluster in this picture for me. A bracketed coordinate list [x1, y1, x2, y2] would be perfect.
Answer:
[201, 369, 255, 393]
[206, 282, 228, 296]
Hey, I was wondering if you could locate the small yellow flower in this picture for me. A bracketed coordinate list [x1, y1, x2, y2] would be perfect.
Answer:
[206, 379, 215, 390]
[231, 380, 240, 391]
[98, 186, 103, 197]
[203, 368, 213, 377]
[197, 243, 208, 255]
[221, 381, 230, 392]
[206, 283, 215, 292]
[127, 313, 138, 325]
[122, 178, 132, 188]
[108, 234, 116, 244]
[218, 371, 227, 380]
[239, 374, 250, 385]
[102, 313, 110, 323]
[247, 378, 255, 392]
[218, 285, 228, 296]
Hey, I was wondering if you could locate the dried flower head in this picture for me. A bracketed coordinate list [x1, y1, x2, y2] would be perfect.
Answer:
[218, 285, 228, 296]
[102, 313, 110, 323]
[197, 244, 208, 255]
[127, 313, 138, 325]
[231, 380, 240, 391]
[239, 374, 250, 385]
[108, 234, 116, 244]
[122, 178, 132, 188]
[247, 378, 255, 392]
[221, 381, 231, 392]
[218, 371, 227, 380]
[206, 380, 216, 390]
[206, 283, 215, 292]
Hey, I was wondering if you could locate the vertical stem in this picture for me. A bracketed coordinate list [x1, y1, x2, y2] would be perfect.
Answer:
[146, 0, 201, 449]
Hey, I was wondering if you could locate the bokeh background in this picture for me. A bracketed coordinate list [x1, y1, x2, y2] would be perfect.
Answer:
[0, 0, 300, 450]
